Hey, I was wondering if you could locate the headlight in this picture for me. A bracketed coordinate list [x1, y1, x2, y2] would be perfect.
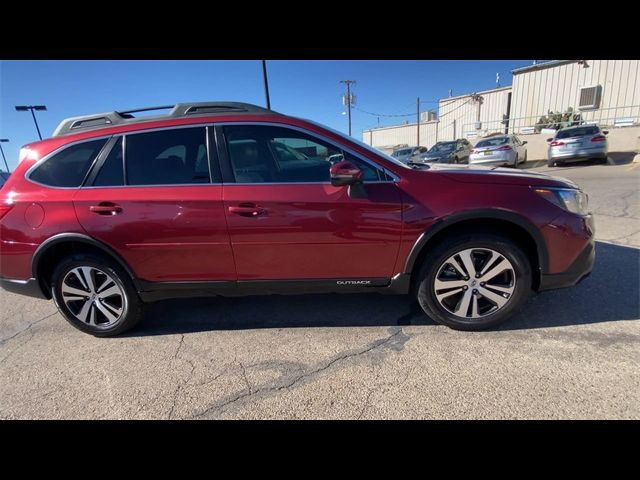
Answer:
[533, 187, 589, 216]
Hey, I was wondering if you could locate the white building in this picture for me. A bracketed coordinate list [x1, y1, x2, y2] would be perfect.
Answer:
[363, 60, 640, 150]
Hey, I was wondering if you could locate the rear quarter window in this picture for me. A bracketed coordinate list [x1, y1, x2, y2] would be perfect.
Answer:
[29, 139, 107, 187]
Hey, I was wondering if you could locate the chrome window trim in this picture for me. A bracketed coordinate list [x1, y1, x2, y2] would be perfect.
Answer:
[24, 120, 401, 190]
[25, 135, 114, 190]
[216, 121, 400, 184]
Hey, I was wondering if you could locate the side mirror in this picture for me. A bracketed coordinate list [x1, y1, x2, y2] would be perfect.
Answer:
[602, 130, 609, 135]
[330, 160, 363, 187]
[546, 138, 553, 142]
[522, 141, 528, 145]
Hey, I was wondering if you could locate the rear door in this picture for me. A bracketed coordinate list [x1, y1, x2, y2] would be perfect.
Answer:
[73, 126, 236, 282]
[217, 123, 404, 282]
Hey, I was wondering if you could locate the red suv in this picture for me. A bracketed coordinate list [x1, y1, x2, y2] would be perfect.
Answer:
[0, 102, 595, 336]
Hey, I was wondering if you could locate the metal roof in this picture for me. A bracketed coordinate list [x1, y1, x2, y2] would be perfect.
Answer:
[511, 60, 579, 75]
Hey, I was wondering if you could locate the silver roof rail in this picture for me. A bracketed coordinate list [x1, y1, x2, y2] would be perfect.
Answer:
[52, 102, 277, 137]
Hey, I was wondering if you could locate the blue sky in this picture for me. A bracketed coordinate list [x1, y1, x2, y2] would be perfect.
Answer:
[0, 60, 531, 171]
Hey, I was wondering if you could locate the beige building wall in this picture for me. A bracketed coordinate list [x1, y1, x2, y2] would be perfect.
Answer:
[363, 120, 439, 152]
[510, 60, 640, 131]
[363, 60, 640, 151]
[438, 86, 512, 140]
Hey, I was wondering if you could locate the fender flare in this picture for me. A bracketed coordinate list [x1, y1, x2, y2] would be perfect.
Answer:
[403, 209, 549, 275]
[32, 233, 139, 289]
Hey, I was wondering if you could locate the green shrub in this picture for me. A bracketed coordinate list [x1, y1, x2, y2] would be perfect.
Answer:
[535, 107, 582, 132]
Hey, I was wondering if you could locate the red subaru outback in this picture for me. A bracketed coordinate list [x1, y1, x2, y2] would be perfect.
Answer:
[0, 102, 595, 336]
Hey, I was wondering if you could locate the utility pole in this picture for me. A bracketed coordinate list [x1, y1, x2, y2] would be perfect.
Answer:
[15, 105, 47, 140]
[0, 139, 10, 173]
[416, 97, 420, 147]
[261, 60, 271, 110]
[340, 80, 356, 136]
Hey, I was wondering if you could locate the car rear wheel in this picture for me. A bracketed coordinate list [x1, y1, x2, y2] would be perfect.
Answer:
[51, 254, 144, 337]
[513, 154, 519, 168]
[415, 233, 532, 331]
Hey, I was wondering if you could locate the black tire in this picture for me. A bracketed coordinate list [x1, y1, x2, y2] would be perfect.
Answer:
[51, 253, 144, 337]
[548, 160, 557, 167]
[512, 154, 519, 168]
[453, 156, 459, 164]
[415, 233, 532, 331]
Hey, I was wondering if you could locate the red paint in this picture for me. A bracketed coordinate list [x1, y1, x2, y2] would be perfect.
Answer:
[0, 111, 593, 285]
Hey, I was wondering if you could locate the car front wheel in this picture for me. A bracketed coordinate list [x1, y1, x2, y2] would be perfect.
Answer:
[51, 254, 144, 337]
[415, 233, 532, 331]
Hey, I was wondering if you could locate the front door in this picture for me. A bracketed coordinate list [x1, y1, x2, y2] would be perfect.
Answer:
[218, 124, 403, 281]
[73, 127, 236, 282]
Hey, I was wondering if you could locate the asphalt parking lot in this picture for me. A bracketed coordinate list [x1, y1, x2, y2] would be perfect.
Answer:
[1, 159, 638, 419]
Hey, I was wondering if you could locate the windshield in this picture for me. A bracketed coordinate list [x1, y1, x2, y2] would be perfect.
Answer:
[392, 148, 413, 157]
[428, 142, 455, 154]
[556, 126, 599, 139]
[303, 119, 411, 168]
[475, 137, 509, 148]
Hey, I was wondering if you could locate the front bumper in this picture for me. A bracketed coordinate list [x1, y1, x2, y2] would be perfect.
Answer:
[539, 230, 595, 291]
[0, 277, 47, 299]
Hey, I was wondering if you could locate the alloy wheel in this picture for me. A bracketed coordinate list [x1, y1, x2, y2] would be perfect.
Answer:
[433, 248, 516, 319]
[61, 267, 126, 327]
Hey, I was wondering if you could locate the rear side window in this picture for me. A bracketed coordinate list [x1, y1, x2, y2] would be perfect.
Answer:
[29, 139, 107, 187]
[125, 127, 213, 185]
[93, 137, 124, 187]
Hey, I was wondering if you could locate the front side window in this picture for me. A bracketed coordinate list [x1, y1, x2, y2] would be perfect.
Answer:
[125, 127, 212, 185]
[29, 139, 107, 187]
[224, 125, 383, 184]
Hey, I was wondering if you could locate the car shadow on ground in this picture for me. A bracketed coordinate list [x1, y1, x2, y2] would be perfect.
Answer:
[127, 242, 639, 337]
[522, 151, 636, 170]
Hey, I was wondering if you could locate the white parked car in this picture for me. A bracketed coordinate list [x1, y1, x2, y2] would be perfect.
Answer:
[469, 135, 528, 168]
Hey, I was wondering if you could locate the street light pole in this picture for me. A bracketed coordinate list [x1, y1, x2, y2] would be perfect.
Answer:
[261, 60, 271, 110]
[15, 105, 47, 140]
[0, 139, 10, 173]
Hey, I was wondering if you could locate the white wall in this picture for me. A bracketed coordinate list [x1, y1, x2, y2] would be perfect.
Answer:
[510, 60, 640, 130]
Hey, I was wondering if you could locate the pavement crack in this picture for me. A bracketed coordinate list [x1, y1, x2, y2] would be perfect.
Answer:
[239, 362, 252, 394]
[193, 328, 405, 419]
[0, 312, 58, 347]
[167, 334, 196, 420]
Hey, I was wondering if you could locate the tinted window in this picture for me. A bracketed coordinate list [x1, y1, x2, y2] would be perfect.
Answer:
[475, 137, 509, 148]
[429, 142, 455, 153]
[30, 139, 107, 187]
[225, 125, 383, 184]
[93, 137, 124, 187]
[556, 126, 599, 139]
[125, 127, 211, 185]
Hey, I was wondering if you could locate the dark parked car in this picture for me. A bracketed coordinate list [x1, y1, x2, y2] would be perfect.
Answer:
[419, 139, 473, 164]
[0, 102, 595, 336]
[0, 171, 9, 189]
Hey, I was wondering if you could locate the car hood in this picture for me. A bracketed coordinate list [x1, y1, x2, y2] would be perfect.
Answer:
[419, 163, 578, 188]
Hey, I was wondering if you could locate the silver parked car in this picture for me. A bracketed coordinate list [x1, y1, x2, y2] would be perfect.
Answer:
[391, 146, 428, 164]
[469, 135, 528, 168]
[547, 125, 608, 167]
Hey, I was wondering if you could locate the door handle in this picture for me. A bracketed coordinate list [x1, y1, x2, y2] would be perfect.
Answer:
[228, 204, 267, 217]
[89, 203, 123, 216]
